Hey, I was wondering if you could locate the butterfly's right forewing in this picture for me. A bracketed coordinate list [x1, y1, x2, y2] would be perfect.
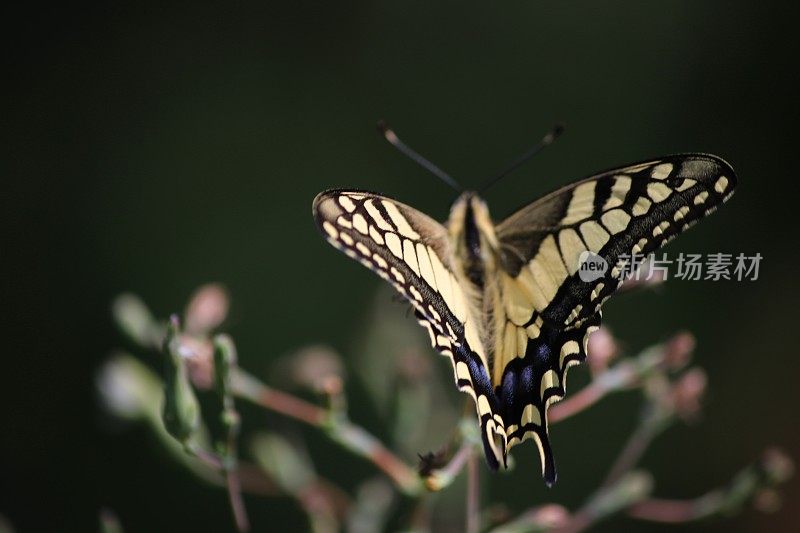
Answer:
[313, 190, 508, 469]
[489, 154, 737, 484]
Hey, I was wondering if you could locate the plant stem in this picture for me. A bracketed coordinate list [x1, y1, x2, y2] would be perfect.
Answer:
[548, 381, 607, 423]
[328, 419, 422, 494]
[225, 468, 249, 532]
[423, 441, 474, 492]
[549, 361, 639, 424]
[214, 336, 250, 532]
[188, 445, 279, 496]
[466, 450, 480, 533]
[231, 368, 422, 494]
[602, 423, 656, 488]
[627, 448, 795, 523]
[626, 498, 709, 523]
[233, 368, 327, 425]
[556, 471, 653, 533]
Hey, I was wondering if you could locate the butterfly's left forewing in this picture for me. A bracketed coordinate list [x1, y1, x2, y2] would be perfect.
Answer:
[313, 190, 508, 469]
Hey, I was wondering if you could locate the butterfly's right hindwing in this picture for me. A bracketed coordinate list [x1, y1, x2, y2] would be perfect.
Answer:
[313, 190, 508, 469]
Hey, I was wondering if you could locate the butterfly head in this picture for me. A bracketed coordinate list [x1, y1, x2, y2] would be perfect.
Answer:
[447, 192, 497, 243]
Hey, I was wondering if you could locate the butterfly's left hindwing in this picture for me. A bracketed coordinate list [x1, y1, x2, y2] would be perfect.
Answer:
[312, 190, 509, 470]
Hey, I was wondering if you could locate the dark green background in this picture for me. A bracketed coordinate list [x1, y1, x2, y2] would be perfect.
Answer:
[4, 1, 799, 531]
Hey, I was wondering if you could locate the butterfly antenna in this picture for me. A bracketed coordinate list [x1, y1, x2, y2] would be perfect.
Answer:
[377, 120, 463, 193]
[479, 123, 565, 193]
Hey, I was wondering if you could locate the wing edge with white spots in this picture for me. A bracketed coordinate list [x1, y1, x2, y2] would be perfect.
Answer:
[312, 190, 509, 470]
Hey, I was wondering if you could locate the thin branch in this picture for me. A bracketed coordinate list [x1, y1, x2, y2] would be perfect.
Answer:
[236, 463, 282, 496]
[225, 467, 249, 532]
[602, 419, 661, 488]
[550, 343, 672, 425]
[466, 450, 480, 533]
[548, 380, 608, 423]
[232, 368, 422, 495]
[250, 432, 352, 530]
[555, 471, 653, 533]
[330, 420, 422, 494]
[188, 445, 279, 496]
[219, 408, 250, 533]
[602, 371, 680, 488]
[214, 336, 250, 532]
[233, 368, 327, 425]
[409, 497, 433, 532]
[627, 447, 795, 524]
[627, 497, 711, 523]
[423, 441, 474, 491]
[488, 504, 569, 533]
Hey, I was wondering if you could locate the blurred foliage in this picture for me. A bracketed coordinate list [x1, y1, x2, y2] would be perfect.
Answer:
[91, 284, 791, 531]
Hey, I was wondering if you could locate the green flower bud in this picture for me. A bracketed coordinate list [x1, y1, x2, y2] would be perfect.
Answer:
[112, 293, 161, 349]
[161, 316, 200, 446]
[213, 334, 237, 399]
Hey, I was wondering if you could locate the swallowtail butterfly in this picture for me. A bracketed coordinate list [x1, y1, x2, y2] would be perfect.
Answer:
[312, 128, 736, 486]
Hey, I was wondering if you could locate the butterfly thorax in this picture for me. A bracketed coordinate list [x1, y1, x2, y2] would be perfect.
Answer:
[446, 192, 501, 286]
[446, 193, 504, 363]
[446, 195, 480, 281]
